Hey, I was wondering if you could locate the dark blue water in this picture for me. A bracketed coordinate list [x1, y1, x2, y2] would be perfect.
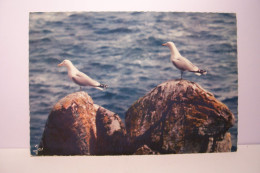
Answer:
[29, 12, 238, 155]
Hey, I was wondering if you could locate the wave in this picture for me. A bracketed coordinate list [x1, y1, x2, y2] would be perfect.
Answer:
[88, 62, 117, 71]
[131, 12, 142, 16]
[114, 94, 131, 100]
[81, 22, 93, 29]
[207, 43, 237, 53]
[44, 57, 61, 64]
[69, 13, 84, 19]
[188, 31, 222, 40]
[98, 91, 115, 99]
[58, 52, 74, 57]
[219, 13, 236, 18]
[46, 21, 64, 26]
[139, 76, 149, 81]
[223, 96, 238, 104]
[137, 36, 164, 47]
[43, 29, 52, 34]
[30, 29, 52, 34]
[29, 37, 52, 44]
[102, 104, 125, 114]
[118, 87, 139, 95]
[95, 27, 133, 34]
[29, 68, 45, 73]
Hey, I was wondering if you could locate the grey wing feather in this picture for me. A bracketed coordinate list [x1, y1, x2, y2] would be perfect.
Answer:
[72, 76, 86, 86]
[72, 72, 100, 87]
[174, 56, 199, 72]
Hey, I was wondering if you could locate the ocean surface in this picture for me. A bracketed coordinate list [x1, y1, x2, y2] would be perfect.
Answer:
[29, 12, 238, 155]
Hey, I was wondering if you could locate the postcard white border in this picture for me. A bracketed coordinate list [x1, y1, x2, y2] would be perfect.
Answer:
[0, 0, 260, 172]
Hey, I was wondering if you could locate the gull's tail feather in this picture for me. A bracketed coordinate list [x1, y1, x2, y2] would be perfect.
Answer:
[99, 84, 108, 89]
[199, 69, 207, 75]
[192, 69, 207, 76]
[95, 84, 108, 91]
[95, 87, 104, 91]
[194, 72, 201, 76]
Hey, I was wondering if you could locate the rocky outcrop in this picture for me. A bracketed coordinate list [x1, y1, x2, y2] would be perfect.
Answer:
[95, 106, 128, 155]
[213, 132, 232, 152]
[37, 92, 127, 155]
[37, 79, 235, 155]
[125, 79, 235, 154]
[38, 92, 97, 155]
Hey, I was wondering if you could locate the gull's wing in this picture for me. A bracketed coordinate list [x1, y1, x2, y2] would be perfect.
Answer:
[72, 71, 100, 87]
[172, 56, 199, 72]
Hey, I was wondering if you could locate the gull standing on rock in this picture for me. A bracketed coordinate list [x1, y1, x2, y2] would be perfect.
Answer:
[162, 42, 207, 79]
[58, 59, 108, 91]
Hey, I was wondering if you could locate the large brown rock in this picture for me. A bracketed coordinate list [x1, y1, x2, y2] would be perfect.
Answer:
[125, 79, 235, 154]
[95, 106, 128, 155]
[37, 92, 127, 155]
[38, 92, 97, 155]
[37, 79, 235, 155]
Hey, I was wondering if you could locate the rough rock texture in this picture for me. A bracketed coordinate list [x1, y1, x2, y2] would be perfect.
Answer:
[125, 79, 235, 154]
[95, 106, 128, 155]
[134, 145, 159, 155]
[38, 92, 97, 155]
[37, 92, 128, 155]
[38, 79, 235, 155]
[214, 132, 232, 152]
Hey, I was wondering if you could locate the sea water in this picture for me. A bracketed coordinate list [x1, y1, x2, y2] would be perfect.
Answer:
[29, 12, 238, 155]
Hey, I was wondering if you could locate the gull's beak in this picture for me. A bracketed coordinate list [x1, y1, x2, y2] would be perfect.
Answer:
[162, 43, 167, 46]
[58, 63, 62, 67]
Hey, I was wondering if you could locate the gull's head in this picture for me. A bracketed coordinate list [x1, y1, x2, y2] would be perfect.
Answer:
[162, 42, 176, 48]
[58, 59, 72, 67]
[162, 41, 180, 57]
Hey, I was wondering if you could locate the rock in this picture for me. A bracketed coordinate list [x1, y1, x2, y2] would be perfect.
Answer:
[214, 132, 232, 152]
[38, 92, 98, 155]
[37, 92, 128, 155]
[37, 79, 235, 155]
[125, 79, 235, 154]
[95, 106, 128, 155]
[134, 145, 159, 155]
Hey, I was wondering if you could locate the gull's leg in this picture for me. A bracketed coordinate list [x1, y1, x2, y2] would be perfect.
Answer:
[80, 86, 82, 91]
[181, 71, 183, 79]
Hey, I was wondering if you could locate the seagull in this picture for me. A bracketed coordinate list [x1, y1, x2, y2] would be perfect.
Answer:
[58, 59, 108, 91]
[162, 42, 207, 79]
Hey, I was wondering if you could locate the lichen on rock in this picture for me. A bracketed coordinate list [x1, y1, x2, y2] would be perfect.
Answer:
[134, 145, 159, 155]
[38, 92, 97, 155]
[125, 79, 235, 154]
[95, 106, 128, 155]
[37, 79, 235, 155]
[37, 92, 128, 155]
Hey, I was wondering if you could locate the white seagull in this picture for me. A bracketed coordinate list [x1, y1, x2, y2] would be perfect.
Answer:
[162, 42, 207, 79]
[58, 59, 108, 91]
